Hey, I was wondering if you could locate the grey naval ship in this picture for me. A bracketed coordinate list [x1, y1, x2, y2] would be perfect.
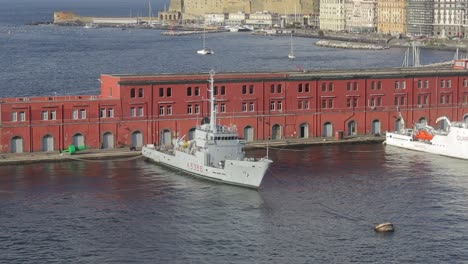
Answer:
[142, 70, 273, 188]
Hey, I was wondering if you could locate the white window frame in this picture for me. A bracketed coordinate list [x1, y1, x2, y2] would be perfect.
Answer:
[159, 106, 164, 115]
[50, 110, 56, 120]
[138, 106, 143, 117]
[80, 109, 86, 119]
[42, 111, 48, 120]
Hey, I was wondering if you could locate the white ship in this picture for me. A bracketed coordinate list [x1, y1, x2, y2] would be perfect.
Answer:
[142, 70, 273, 188]
[385, 111, 468, 160]
[197, 27, 214, 55]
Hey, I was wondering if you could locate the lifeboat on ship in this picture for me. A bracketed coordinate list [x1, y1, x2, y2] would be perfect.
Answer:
[415, 129, 434, 141]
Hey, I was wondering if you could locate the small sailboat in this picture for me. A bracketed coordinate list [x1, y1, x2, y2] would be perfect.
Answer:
[197, 27, 214, 55]
[288, 32, 296, 59]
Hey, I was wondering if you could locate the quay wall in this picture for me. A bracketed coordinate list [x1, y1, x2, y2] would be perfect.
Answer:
[2, 68, 468, 153]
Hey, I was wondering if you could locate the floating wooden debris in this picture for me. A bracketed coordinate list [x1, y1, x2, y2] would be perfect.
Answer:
[374, 222, 394, 232]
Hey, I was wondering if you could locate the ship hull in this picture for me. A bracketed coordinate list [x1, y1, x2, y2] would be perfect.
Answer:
[385, 127, 468, 160]
[142, 145, 272, 189]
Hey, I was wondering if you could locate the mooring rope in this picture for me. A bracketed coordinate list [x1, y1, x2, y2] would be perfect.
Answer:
[266, 166, 388, 229]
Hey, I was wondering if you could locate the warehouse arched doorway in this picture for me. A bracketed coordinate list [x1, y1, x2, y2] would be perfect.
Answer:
[11, 136, 24, 153]
[132, 131, 143, 148]
[102, 132, 114, 149]
[244, 126, 254, 142]
[347, 120, 357, 136]
[372, 120, 381, 135]
[299, 123, 309, 138]
[271, 124, 282, 140]
[323, 122, 333, 137]
[72, 133, 85, 148]
[42, 135, 54, 152]
[161, 129, 172, 146]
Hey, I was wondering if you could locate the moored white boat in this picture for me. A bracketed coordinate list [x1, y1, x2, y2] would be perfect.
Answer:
[197, 27, 214, 55]
[142, 70, 273, 188]
[197, 48, 214, 55]
[385, 112, 468, 160]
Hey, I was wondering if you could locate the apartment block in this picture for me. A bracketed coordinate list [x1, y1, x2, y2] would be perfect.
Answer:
[320, 0, 346, 31]
[345, 0, 377, 33]
[377, 0, 406, 35]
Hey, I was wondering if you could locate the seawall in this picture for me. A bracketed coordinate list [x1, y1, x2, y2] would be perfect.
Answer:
[0, 136, 384, 166]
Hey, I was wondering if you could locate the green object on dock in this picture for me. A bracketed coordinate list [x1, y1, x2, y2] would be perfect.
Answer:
[68, 145, 76, 154]
[62, 145, 86, 155]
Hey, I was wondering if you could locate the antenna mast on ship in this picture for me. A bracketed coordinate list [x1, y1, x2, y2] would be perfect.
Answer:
[209, 70, 217, 133]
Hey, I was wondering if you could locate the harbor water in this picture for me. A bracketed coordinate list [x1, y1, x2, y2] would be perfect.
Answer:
[1, 1, 468, 263]
[2, 145, 468, 263]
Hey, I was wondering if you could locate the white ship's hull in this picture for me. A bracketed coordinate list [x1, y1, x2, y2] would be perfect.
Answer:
[197, 48, 214, 55]
[142, 145, 272, 189]
[385, 127, 468, 160]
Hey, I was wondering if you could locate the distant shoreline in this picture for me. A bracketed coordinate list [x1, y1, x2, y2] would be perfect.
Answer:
[45, 12, 468, 52]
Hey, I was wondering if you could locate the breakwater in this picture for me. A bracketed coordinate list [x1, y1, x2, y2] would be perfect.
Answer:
[315, 40, 386, 50]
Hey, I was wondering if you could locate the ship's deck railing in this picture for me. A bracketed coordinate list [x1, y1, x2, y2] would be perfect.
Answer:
[197, 124, 238, 134]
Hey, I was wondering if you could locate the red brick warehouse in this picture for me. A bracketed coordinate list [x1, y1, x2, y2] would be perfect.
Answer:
[2, 66, 468, 153]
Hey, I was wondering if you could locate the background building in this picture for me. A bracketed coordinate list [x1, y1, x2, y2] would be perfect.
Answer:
[433, 0, 466, 38]
[320, 0, 346, 31]
[345, 0, 377, 33]
[377, 0, 406, 35]
[406, 0, 433, 36]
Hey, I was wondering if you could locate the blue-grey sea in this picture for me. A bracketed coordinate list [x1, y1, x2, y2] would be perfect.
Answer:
[1, 1, 468, 263]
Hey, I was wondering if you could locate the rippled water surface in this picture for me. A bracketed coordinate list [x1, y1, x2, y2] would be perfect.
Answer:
[1, 145, 468, 263]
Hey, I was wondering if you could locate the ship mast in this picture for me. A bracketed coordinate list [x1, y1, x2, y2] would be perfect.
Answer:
[209, 69, 216, 132]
